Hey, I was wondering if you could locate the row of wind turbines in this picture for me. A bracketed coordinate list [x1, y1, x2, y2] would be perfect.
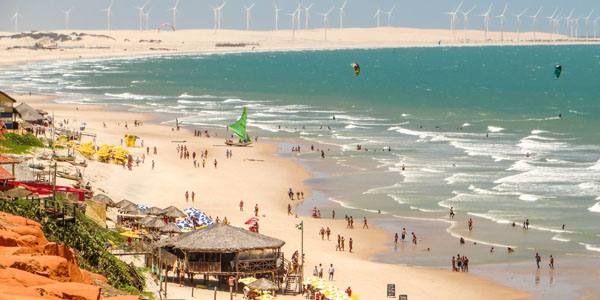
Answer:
[445, 2, 600, 42]
[7, 1, 600, 43]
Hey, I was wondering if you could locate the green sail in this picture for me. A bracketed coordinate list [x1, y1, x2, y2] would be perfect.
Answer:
[228, 107, 250, 142]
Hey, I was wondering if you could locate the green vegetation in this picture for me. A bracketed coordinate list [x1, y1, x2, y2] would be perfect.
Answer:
[0, 133, 45, 153]
[0, 199, 144, 294]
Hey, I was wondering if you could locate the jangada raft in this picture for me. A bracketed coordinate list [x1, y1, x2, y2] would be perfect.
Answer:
[225, 107, 253, 147]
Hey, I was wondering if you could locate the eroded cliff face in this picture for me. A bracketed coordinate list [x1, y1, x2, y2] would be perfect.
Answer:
[0, 211, 138, 300]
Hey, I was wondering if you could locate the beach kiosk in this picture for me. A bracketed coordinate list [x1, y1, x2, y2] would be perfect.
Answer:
[156, 223, 286, 291]
[0, 91, 17, 130]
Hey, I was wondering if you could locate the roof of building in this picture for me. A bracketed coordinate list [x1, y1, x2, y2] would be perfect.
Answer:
[0, 156, 20, 164]
[0, 166, 15, 180]
[163, 223, 285, 252]
[0, 91, 16, 103]
[15, 103, 45, 122]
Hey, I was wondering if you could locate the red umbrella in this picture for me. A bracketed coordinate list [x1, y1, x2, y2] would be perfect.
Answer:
[245, 217, 259, 225]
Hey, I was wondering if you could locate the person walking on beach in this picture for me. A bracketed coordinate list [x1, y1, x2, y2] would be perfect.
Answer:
[288, 204, 292, 215]
[412, 232, 417, 245]
[152, 160, 155, 170]
[402, 228, 406, 242]
[318, 264, 324, 279]
[185, 191, 189, 202]
[332, 210, 336, 219]
[202, 159, 206, 168]
[341, 237, 345, 251]
[319, 227, 325, 240]
[349, 238, 353, 253]
[468, 218, 473, 231]
[395, 233, 399, 244]
[326, 227, 331, 240]
[254, 204, 259, 217]
[336, 235, 341, 251]
[535, 252, 541, 269]
[526, 219, 530, 229]
[450, 207, 455, 218]
[452, 256, 456, 271]
[329, 264, 335, 280]
[214, 159, 218, 168]
[313, 266, 318, 277]
[350, 216, 354, 229]
[191, 191, 195, 203]
[363, 217, 368, 229]
[549, 255, 554, 269]
[239, 200, 244, 211]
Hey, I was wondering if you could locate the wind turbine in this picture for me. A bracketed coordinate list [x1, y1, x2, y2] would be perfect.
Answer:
[339, 0, 347, 29]
[461, 6, 476, 42]
[496, 3, 508, 41]
[11, 11, 21, 33]
[216, 2, 226, 29]
[513, 8, 528, 42]
[444, 2, 463, 41]
[374, 9, 381, 27]
[565, 9, 575, 39]
[245, 3, 255, 31]
[584, 9, 595, 40]
[304, 4, 314, 30]
[479, 4, 492, 41]
[103, 0, 114, 30]
[274, 3, 282, 31]
[63, 8, 73, 31]
[297, 5, 302, 31]
[169, 0, 179, 28]
[321, 7, 334, 40]
[287, 12, 296, 40]
[546, 8, 558, 41]
[135, 1, 149, 31]
[529, 7, 542, 41]
[594, 16, 600, 39]
[575, 16, 581, 39]
[385, 5, 395, 27]
[144, 8, 151, 31]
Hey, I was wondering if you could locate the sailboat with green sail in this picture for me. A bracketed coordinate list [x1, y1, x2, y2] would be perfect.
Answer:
[226, 107, 252, 146]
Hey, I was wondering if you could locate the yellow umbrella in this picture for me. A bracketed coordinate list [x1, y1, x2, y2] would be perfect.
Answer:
[351, 294, 360, 300]
[120, 231, 141, 239]
[256, 295, 276, 300]
[238, 276, 257, 285]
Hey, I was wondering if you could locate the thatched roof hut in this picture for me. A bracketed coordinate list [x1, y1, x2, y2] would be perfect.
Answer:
[115, 199, 135, 208]
[119, 203, 143, 214]
[160, 223, 182, 234]
[145, 218, 166, 229]
[15, 103, 45, 124]
[147, 206, 165, 216]
[248, 278, 279, 291]
[137, 215, 156, 225]
[5, 188, 33, 199]
[164, 206, 186, 218]
[166, 223, 285, 252]
[91, 194, 115, 206]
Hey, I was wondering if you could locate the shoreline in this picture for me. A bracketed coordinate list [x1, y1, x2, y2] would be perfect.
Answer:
[10, 92, 533, 299]
[0, 27, 597, 68]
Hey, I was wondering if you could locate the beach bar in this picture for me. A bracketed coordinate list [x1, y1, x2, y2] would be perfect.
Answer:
[0, 91, 17, 130]
[155, 223, 286, 289]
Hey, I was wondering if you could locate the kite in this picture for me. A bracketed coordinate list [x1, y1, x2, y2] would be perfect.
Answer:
[350, 63, 360, 77]
[554, 65, 562, 80]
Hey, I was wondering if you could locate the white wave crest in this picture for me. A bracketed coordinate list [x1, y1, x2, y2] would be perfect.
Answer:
[487, 126, 504, 132]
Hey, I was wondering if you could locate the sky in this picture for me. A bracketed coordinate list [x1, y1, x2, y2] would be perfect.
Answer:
[1, 0, 600, 34]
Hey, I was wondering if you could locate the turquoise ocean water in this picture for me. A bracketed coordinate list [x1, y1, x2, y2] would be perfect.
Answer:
[2, 46, 600, 267]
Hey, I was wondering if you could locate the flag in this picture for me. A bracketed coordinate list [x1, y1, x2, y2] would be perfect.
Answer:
[296, 222, 303, 230]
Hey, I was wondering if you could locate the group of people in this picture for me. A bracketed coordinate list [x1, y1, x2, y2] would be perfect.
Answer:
[535, 253, 555, 269]
[335, 234, 354, 252]
[184, 190, 196, 203]
[311, 263, 336, 281]
[319, 227, 332, 240]
[193, 129, 211, 137]
[393, 228, 418, 245]
[451, 254, 469, 272]
[288, 188, 305, 200]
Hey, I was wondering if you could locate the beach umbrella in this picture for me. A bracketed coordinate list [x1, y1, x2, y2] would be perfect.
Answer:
[136, 204, 149, 211]
[137, 215, 155, 225]
[144, 218, 166, 229]
[147, 206, 165, 216]
[160, 222, 182, 233]
[165, 206, 187, 218]
[91, 194, 115, 206]
[244, 217, 259, 225]
[238, 276, 257, 285]
[115, 199, 135, 208]
[120, 203, 143, 214]
[81, 122, 87, 125]
[255, 295, 276, 300]
[248, 278, 279, 291]
[120, 231, 141, 239]
[175, 220, 193, 230]
[5, 188, 33, 199]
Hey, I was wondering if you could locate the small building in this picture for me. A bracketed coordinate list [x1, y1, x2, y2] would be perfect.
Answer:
[156, 223, 286, 287]
[15, 103, 45, 125]
[0, 91, 17, 130]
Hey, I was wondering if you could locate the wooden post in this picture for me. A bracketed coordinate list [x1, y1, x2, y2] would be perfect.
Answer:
[213, 285, 217, 300]
[164, 268, 168, 298]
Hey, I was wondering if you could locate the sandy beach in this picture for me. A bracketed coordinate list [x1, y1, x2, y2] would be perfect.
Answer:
[0, 27, 583, 67]
[9, 93, 533, 300]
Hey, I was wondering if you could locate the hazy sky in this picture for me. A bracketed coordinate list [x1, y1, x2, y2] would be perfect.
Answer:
[1, 0, 600, 34]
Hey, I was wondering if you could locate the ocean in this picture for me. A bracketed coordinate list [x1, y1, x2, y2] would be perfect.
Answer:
[2, 45, 600, 267]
